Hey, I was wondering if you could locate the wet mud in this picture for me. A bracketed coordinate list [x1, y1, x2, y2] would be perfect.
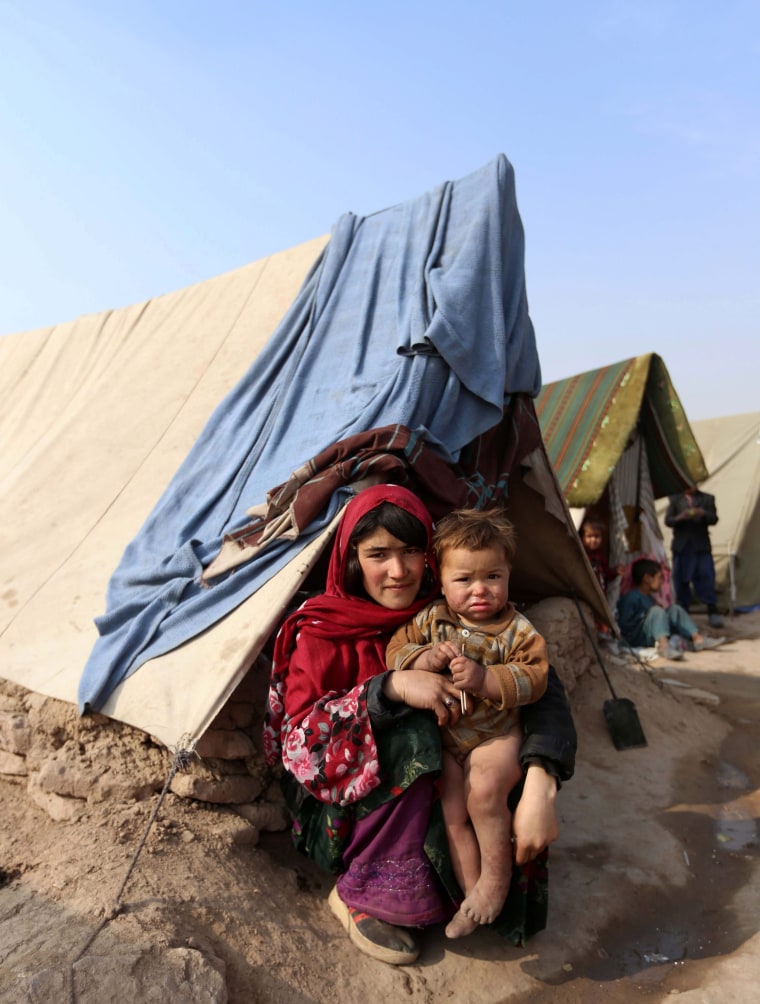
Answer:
[520, 665, 760, 1002]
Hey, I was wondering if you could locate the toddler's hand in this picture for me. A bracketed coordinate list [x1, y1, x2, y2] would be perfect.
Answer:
[448, 654, 485, 693]
[416, 640, 460, 673]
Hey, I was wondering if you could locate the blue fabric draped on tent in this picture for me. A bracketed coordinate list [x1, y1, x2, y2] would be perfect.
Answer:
[79, 154, 541, 712]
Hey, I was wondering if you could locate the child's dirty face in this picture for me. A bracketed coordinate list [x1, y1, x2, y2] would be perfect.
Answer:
[439, 544, 510, 623]
[582, 527, 603, 551]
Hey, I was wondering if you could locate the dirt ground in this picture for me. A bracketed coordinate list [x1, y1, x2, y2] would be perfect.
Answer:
[1, 609, 758, 1003]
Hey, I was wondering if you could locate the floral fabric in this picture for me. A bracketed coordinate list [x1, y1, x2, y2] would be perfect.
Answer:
[263, 484, 438, 805]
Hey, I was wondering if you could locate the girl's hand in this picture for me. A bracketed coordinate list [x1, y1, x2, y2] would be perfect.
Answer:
[512, 764, 559, 865]
[383, 669, 462, 727]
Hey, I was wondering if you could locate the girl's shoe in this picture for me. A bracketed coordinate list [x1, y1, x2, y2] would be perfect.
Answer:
[328, 886, 420, 965]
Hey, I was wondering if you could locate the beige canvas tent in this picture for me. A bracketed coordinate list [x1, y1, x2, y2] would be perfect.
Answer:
[657, 411, 760, 612]
[0, 230, 606, 752]
[0, 234, 330, 747]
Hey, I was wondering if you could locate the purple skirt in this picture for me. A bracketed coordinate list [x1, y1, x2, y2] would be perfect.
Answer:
[336, 775, 452, 926]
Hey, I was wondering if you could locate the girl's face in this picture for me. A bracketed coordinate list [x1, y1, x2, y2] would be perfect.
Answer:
[356, 528, 426, 610]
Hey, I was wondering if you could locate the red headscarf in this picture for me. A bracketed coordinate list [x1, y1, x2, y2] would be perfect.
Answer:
[263, 484, 438, 803]
[297, 483, 437, 634]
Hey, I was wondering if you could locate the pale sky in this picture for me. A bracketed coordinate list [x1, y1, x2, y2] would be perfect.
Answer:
[1, 1, 758, 421]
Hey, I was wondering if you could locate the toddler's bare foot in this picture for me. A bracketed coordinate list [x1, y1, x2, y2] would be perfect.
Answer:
[460, 876, 510, 926]
[445, 908, 479, 939]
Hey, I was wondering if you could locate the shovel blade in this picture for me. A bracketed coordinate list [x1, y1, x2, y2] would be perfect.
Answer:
[603, 698, 647, 751]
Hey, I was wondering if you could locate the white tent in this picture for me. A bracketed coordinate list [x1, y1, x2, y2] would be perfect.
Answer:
[658, 411, 760, 611]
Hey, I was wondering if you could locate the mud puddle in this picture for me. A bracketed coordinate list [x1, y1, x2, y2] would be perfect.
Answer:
[519, 669, 760, 1002]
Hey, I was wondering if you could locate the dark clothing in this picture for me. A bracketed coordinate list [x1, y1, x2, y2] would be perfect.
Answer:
[671, 549, 718, 609]
[617, 589, 657, 647]
[664, 491, 719, 608]
[664, 491, 718, 554]
[584, 547, 617, 595]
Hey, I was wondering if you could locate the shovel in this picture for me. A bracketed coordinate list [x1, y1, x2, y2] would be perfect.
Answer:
[572, 594, 647, 751]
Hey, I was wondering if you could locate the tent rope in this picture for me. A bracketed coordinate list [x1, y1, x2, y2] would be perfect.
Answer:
[64, 734, 198, 1002]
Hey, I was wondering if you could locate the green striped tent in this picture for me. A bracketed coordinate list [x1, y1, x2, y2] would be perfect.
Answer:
[536, 353, 707, 508]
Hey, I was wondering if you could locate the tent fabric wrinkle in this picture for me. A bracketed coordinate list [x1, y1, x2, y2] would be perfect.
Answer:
[78, 154, 542, 713]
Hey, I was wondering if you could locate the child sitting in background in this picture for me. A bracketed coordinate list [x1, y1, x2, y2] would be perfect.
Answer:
[617, 558, 724, 660]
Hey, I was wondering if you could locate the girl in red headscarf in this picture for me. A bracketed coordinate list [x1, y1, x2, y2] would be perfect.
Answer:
[264, 484, 575, 965]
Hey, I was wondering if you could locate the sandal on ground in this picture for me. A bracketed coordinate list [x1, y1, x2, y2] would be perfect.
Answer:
[328, 885, 420, 965]
[693, 636, 726, 651]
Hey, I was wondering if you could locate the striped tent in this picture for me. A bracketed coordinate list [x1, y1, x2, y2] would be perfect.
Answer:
[535, 353, 707, 609]
[535, 353, 707, 507]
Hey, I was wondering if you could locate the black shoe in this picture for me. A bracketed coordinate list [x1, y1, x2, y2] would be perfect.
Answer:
[328, 886, 420, 965]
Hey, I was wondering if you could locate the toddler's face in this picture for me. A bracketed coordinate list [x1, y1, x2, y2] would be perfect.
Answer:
[440, 544, 510, 624]
[582, 527, 602, 551]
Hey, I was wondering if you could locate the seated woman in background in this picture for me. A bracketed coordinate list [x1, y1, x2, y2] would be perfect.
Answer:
[263, 483, 577, 966]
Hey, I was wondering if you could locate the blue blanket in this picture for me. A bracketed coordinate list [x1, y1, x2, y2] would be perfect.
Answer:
[79, 154, 541, 711]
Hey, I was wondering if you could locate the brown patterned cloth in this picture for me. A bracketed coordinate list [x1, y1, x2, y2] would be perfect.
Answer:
[203, 396, 543, 582]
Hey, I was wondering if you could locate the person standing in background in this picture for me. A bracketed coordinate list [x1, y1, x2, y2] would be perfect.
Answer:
[664, 486, 724, 628]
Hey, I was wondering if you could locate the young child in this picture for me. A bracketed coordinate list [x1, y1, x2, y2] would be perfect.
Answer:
[386, 508, 549, 940]
[617, 558, 725, 660]
[580, 519, 622, 596]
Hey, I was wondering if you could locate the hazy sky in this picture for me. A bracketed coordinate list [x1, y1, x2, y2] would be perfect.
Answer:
[1, 1, 757, 421]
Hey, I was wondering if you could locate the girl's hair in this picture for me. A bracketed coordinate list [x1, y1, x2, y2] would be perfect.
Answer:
[344, 501, 432, 597]
[433, 508, 516, 566]
[581, 519, 606, 537]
